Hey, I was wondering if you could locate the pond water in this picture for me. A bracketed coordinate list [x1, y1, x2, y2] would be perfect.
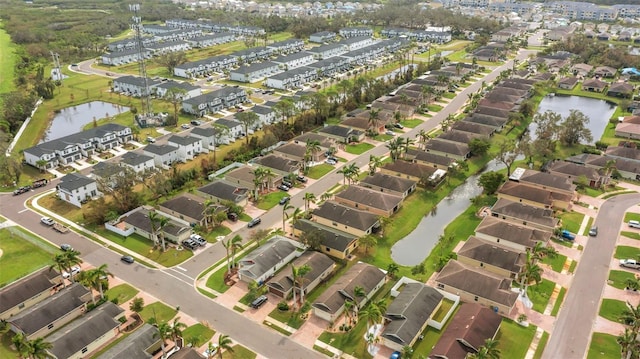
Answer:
[42, 101, 130, 142]
[529, 95, 616, 144]
[391, 159, 505, 266]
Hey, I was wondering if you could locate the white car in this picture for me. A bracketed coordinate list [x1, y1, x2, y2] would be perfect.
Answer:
[62, 265, 82, 279]
[41, 217, 55, 226]
[190, 234, 207, 246]
[620, 259, 640, 270]
[202, 344, 218, 357]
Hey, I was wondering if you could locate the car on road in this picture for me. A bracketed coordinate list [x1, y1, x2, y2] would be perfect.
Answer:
[629, 220, 640, 229]
[121, 255, 134, 264]
[620, 259, 640, 270]
[60, 244, 73, 252]
[41, 217, 55, 226]
[182, 239, 199, 250]
[181, 124, 190, 129]
[13, 186, 31, 196]
[326, 158, 337, 165]
[589, 226, 598, 236]
[277, 184, 290, 191]
[250, 295, 268, 309]
[296, 175, 307, 183]
[279, 196, 290, 205]
[62, 265, 82, 279]
[247, 217, 262, 228]
[190, 234, 207, 246]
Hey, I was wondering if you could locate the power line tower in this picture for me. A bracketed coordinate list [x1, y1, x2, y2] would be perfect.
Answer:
[50, 51, 62, 81]
[130, 3, 152, 116]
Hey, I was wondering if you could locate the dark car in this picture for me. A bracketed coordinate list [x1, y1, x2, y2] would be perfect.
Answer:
[296, 175, 307, 183]
[227, 212, 239, 222]
[190, 120, 202, 126]
[247, 218, 262, 228]
[60, 244, 73, 252]
[282, 180, 293, 188]
[394, 123, 404, 129]
[182, 239, 199, 250]
[277, 184, 290, 192]
[279, 196, 290, 205]
[121, 255, 135, 264]
[250, 295, 268, 309]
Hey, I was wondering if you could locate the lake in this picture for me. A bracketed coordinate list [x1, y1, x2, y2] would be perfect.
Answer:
[42, 101, 130, 142]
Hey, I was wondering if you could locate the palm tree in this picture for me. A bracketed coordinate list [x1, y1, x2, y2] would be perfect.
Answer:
[12, 332, 30, 359]
[303, 192, 316, 212]
[222, 238, 234, 272]
[62, 249, 83, 283]
[416, 129, 430, 150]
[358, 235, 377, 255]
[617, 328, 639, 359]
[252, 167, 265, 201]
[368, 109, 381, 135]
[305, 140, 321, 165]
[386, 137, 403, 162]
[216, 334, 234, 359]
[353, 285, 366, 312]
[91, 264, 113, 300]
[229, 235, 243, 270]
[337, 166, 351, 186]
[401, 137, 414, 159]
[387, 263, 399, 279]
[155, 322, 172, 357]
[50, 254, 69, 288]
[529, 242, 558, 263]
[481, 338, 501, 359]
[344, 300, 355, 326]
[148, 211, 161, 247]
[202, 199, 218, 230]
[519, 254, 543, 298]
[359, 303, 382, 333]
[282, 202, 294, 232]
[290, 263, 312, 310]
[620, 301, 640, 334]
[345, 163, 360, 184]
[262, 167, 275, 192]
[368, 155, 383, 175]
[26, 337, 53, 359]
[169, 317, 187, 344]
[401, 345, 414, 359]
[154, 215, 170, 252]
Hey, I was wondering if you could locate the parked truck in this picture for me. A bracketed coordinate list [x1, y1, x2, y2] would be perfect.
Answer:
[53, 223, 69, 233]
[32, 178, 48, 188]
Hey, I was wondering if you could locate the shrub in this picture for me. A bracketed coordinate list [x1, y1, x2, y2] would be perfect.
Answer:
[277, 301, 290, 311]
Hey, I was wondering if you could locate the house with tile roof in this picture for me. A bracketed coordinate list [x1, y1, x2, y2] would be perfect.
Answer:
[292, 219, 358, 260]
[379, 160, 442, 184]
[196, 179, 250, 206]
[359, 173, 416, 198]
[334, 185, 403, 217]
[312, 201, 380, 237]
[122, 207, 192, 243]
[475, 216, 552, 252]
[457, 236, 525, 279]
[95, 323, 161, 359]
[267, 251, 335, 299]
[497, 181, 572, 210]
[490, 198, 559, 232]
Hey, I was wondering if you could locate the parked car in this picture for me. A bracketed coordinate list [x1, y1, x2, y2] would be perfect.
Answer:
[13, 186, 31, 196]
[121, 255, 135, 264]
[41, 217, 55, 226]
[296, 175, 307, 183]
[227, 212, 239, 222]
[385, 130, 396, 136]
[250, 295, 268, 309]
[326, 158, 337, 165]
[560, 229, 575, 241]
[282, 180, 293, 188]
[247, 217, 262, 228]
[146, 136, 156, 143]
[181, 124, 190, 129]
[393, 123, 404, 129]
[190, 120, 202, 126]
[277, 184, 290, 191]
[629, 220, 640, 229]
[182, 239, 199, 250]
[62, 265, 82, 279]
[589, 226, 598, 236]
[620, 259, 640, 270]
[279, 196, 290, 205]
[32, 178, 49, 188]
[190, 234, 207, 246]
[60, 244, 73, 252]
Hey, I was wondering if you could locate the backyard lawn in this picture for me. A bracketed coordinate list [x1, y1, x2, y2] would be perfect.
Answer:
[614, 245, 640, 260]
[495, 319, 537, 359]
[558, 212, 584, 234]
[587, 333, 620, 359]
[105, 284, 139, 304]
[0, 227, 58, 286]
[345, 142, 374, 155]
[182, 324, 215, 347]
[608, 270, 637, 290]
[527, 279, 555, 313]
[598, 299, 628, 323]
[139, 301, 178, 323]
[257, 191, 289, 210]
[307, 163, 335, 179]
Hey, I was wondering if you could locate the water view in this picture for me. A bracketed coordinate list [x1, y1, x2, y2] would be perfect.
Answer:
[42, 101, 130, 142]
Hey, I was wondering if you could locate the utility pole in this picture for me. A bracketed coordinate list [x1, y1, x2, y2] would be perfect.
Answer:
[130, 3, 152, 117]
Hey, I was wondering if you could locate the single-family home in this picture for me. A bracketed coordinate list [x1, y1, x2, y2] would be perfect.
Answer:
[475, 216, 552, 252]
[605, 145, 640, 163]
[334, 186, 403, 217]
[274, 142, 320, 163]
[490, 198, 559, 232]
[267, 251, 335, 299]
[312, 262, 386, 322]
[238, 236, 301, 284]
[0, 267, 60, 320]
[167, 135, 203, 162]
[292, 219, 358, 260]
[196, 180, 249, 206]
[546, 161, 608, 188]
[571, 63, 593, 77]
[310, 31, 337, 43]
[558, 77, 579, 90]
[158, 193, 217, 228]
[594, 66, 617, 78]
[457, 236, 525, 279]
[91, 161, 124, 189]
[95, 323, 161, 359]
[464, 114, 508, 130]
[251, 105, 278, 127]
[424, 138, 471, 161]
[9, 283, 91, 339]
[607, 82, 635, 98]
[358, 173, 416, 198]
[568, 153, 640, 181]
[119, 152, 155, 174]
[404, 149, 457, 171]
[498, 180, 572, 210]
[428, 303, 502, 359]
[46, 302, 124, 359]
[435, 260, 518, 315]
[143, 143, 180, 168]
[450, 121, 497, 137]
[312, 201, 380, 237]
[381, 283, 444, 351]
[380, 160, 442, 184]
[254, 154, 300, 176]
[225, 165, 283, 191]
[229, 62, 280, 83]
[293, 132, 336, 150]
[318, 125, 364, 143]
[57, 173, 101, 208]
[509, 167, 576, 196]
[122, 207, 192, 244]
[582, 78, 608, 92]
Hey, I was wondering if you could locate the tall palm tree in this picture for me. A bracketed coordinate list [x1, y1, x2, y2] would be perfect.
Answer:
[91, 264, 113, 300]
[229, 235, 243, 270]
[222, 238, 234, 272]
[386, 263, 399, 279]
[401, 137, 414, 159]
[344, 300, 355, 326]
[169, 317, 187, 344]
[519, 254, 543, 298]
[386, 137, 403, 162]
[416, 129, 430, 150]
[12, 332, 30, 359]
[262, 168, 275, 192]
[359, 303, 382, 333]
[27, 337, 53, 359]
[154, 215, 170, 252]
[290, 263, 311, 310]
[155, 322, 172, 358]
[353, 285, 366, 312]
[303, 192, 316, 212]
[202, 199, 218, 230]
[529, 242, 558, 263]
[282, 202, 294, 232]
[217, 334, 234, 359]
[620, 301, 640, 334]
[345, 163, 360, 184]
[358, 235, 377, 255]
[368, 155, 383, 175]
[617, 328, 639, 359]
[337, 166, 351, 185]
[148, 211, 161, 247]
[481, 338, 501, 359]
[50, 254, 69, 288]
[62, 249, 83, 284]
[205, 342, 217, 359]
[368, 109, 381, 135]
[306, 140, 321, 164]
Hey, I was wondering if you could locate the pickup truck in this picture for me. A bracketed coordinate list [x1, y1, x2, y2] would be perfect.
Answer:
[53, 223, 69, 233]
[620, 259, 640, 270]
[560, 229, 576, 241]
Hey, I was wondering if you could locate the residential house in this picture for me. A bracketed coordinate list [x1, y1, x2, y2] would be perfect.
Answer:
[306, 43, 347, 60]
[498, 180, 570, 210]
[167, 135, 203, 162]
[605, 145, 640, 163]
[265, 66, 318, 90]
[381, 283, 444, 351]
[339, 27, 373, 38]
[380, 160, 443, 184]
[9, 283, 91, 339]
[312, 262, 386, 322]
[95, 324, 161, 359]
[594, 66, 617, 78]
[174, 55, 238, 79]
[254, 154, 300, 176]
[101, 49, 147, 66]
[568, 153, 640, 181]
[266, 39, 305, 54]
[143, 143, 180, 168]
[196, 180, 249, 206]
[251, 105, 277, 127]
[308, 57, 351, 77]
[582, 78, 608, 92]
[122, 207, 192, 244]
[405, 149, 457, 170]
[0, 267, 60, 320]
[111, 75, 160, 97]
[340, 36, 375, 51]
[450, 120, 497, 137]
[334, 186, 403, 217]
[424, 137, 471, 161]
[310, 31, 337, 43]
[464, 114, 508, 130]
[546, 161, 608, 188]
[229, 62, 280, 83]
[457, 236, 525, 279]
[608, 82, 635, 98]
[571, 63, 593, 77]
[273, 142, 315, 162]
[57, 173, 101, 208]
[428, 303, 502, 359]
[292, 132, 336, 150]
[435, 260, 518, 315]
[225, 165, 283, 191]
[312, 201, 380, 237]
[186, 32, 235, 48]
[318, 125, 364, 143]
[120, 152, 155, 174]
[359, 173, 416, 198]
[189, 126, 219, 151]
[558, 77, 579, 90]
[475, 216, 552, 252]
[154, 81, 201, 100]
[292, 219, 358, 260]
[158, 193, 213, 228]
[91, 161, 124, 188]
[474, 106, 510, 121]
[238, 236, 301, 284]
[272, 52, 315, 70]
[47, 302, 124, 359]
[267, 251, 335, 298]
[490, 198, 559, 232]
[231, 47, 274, 64]
[509, 167, 576, 197]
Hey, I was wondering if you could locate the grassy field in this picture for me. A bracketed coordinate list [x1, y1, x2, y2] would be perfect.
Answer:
[528, 279, 555, 313]
[105, 283, 139, 304]
[495, 319, 537, 359]
[614, 245, 640, 260]
[620, 231, 640, 240]
[587, 333, 620, 359]
[0, 227, 58, 286]
[221, 345, 256, 359]
[598, 298, 628, 323]
[182, 323, 216, 347]
[608, 270, 636, 290]
[0, 24, 17, 95]
[139, 301, 178, 323]
[345, 142, 374, 155]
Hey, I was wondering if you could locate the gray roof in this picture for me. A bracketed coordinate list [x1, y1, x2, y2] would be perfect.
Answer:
[450, 120, 496, 136]
[254, 154, 299, 173]
[238, 236, 298, 282]
[359, 173, 416, 194]
[458, 236, 525, 274]
[382, 283, 444, 346]
[24, 123, 131, 158]
[273, 52, 313, 63]
[120, 152, 154, 166]
[215, 118, 242, 129]
[318, 125, 356, 138]
[159, 193, 207, 222]
[405, 149, 457, 167]
[0, 267, 59, 314]
[144, 143, 179, 155]
[48, 302, 123, 359]
[510, 168, 576, 193]
[251, 105, 274, 115]
[9, 283, 91, 336]
[425, 138, 470, 156]
[190, 126, 218, 138]
[156, 80, 199, 92]
[267, 251, 335, 294]
[58, 173, 96, 192]
[438, 130, 484, 144]
[307, 43, 346, 54]
[293, 219, 357, 253]
[274, 142, 307, 158]
[92, 161, 123, 179]
[168, 135, 202, 146]
[313, 201, 380, 232]
[114, 75, 160, 88]
[313, 262, 385, 314]
[335, 186, 403, 212]
[96, 323, 159, 359]
[231, 61, 278, 75]
[123, 208, 191, 237]
[476, 216, 552, 248]
[197, 180, 249, 202]
[341, 36, 373, 45]
[490, 198, 559, 229]
[381, 160, 437, 179]
[498, 181, 572, 207]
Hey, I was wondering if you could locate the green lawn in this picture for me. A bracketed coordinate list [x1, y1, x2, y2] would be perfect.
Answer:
[345, 142, 374, 155]
[307, 164, 335, 179]
[558, 212, 584, 234]
[495, 319, 537, 359]
[257, 191, 289, 210]
[399, 119, 423, 128]
[608, 270, 637, 290]
[624, 212, 640, 222]
[533, 331, 549, 359]
[614, 245, 640, 260]
[427, 104, 444, 112]
[372, 134, 394, 141]
[551, 287, 566, 317]
[221, 345, 256, 359]
[182, 324, 215, 347]
[620, 231, 640, 241]
[542, 254, 567, 273]
[598, 299, 628, 323]
[0, 25, 17, 95]
[239, 213, 252, 222]
[139, 301, 178, 323]
[0, 227, 58, 287]
[205, 226, 232, 241]
[105, 284, 139, 304]
[268, 308, 306, 329]
[432, 299, 455, 322]
[587, 333, 620, 359]
[527, 279, 556, 313]
[582, 217, 594, 236]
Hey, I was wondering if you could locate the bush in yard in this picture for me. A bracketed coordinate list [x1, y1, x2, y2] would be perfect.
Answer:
[278, 301, 290, 311]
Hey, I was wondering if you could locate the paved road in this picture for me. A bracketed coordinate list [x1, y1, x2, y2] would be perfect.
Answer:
[542, 193, 640, 359]
[1, 49, 533, 358]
